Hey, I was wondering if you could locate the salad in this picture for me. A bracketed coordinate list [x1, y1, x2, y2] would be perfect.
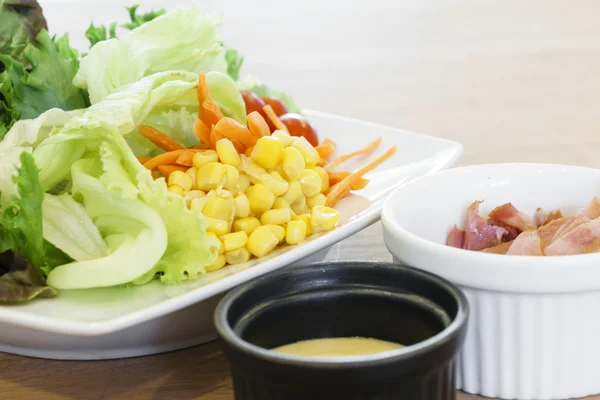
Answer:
[0, 2, 395, 303]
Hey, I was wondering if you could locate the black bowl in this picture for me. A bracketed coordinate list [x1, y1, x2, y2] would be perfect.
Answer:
[214, 261, 469, 400]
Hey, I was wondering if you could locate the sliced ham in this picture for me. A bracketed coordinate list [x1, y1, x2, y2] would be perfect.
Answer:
[545, 217, 600, 256]
[489, 218, 519, 241]
[537, 217, 569, 248]
[576, 197, 600, 219]
[446, 225, 465, 248]
[463, 201, 507, 251]
[506, 230, 544, 256]
[535, 208, 563, 227]
[551, 216, 590, 243]
[479, 240, 514, 254]
[488, 203, 532, 232]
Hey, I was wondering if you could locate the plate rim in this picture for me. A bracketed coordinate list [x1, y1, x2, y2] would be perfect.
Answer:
[0, 110, 463, 336]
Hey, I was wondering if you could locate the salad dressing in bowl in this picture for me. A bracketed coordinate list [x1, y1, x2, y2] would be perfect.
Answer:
[272, 337, 404, 358]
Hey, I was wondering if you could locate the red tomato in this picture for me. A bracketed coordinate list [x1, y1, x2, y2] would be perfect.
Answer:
[261, 96, 288, 116]
[279, 113, 319, 146]
[241, 91, 266, 115]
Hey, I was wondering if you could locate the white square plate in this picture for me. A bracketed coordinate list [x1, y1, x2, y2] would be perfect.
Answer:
[0, 111, 461, 359]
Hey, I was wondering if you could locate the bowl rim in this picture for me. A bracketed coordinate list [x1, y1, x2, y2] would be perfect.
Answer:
[381, 162, 600, 293]
[214, 261, 468, 368]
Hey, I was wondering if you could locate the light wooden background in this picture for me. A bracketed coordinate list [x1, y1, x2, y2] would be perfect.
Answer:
[2, 0, 600, 398]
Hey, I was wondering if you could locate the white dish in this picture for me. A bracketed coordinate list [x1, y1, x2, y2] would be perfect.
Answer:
[0, 110, 462, 360]
[381, 163, 600, 400]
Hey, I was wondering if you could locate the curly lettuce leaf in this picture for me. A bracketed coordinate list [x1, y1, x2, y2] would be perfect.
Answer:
[206, 71, 246, 125]
[122, 4, 166, 31]
[0, 30, 89, 123]
[75, 5, 227, 104]
[0, 0, 48, 65]
[86, 22, 117, 47]
[224, 47, 243, 81]
[0, 250, 56, 302]
[0, 69, 19, 140]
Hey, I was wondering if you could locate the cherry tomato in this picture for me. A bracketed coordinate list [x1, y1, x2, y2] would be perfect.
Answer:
[261, 96, 288, 116]
[242, 91, 266, 115]
[241, 91, 276, 132]
[279, 113, 319, 146]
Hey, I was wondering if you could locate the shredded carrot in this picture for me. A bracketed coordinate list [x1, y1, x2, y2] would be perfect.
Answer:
[194, 142, 212, 150]
[175, 149, 202, 167]
[324, 138, 382, 171]
[247, 111, 271, 139]
[326, 146, 397, 207]
[212, 117, 256, 149]
[316, 138, 336, 159]
[197, 73, 224, 127]
[327, 171, 351, 186]
[351, 177, 369, 190]
[193, 119, 211, 147]
[152, 171, 161, 180]
[143, 149, 186, 170]
[263, 105, 287, 132]
[158, 165, 188, 177]
[138, 126, 184, 152]
[137, 157, 152, 164]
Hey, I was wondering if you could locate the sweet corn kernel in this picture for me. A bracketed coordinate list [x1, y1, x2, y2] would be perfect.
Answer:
[246, 183, 275, 213]
[291, 195, 308, 215]
[251, 136, 283, 169]
[196, 162, 226, 191]
[261, 208, 292, 226]
[233, 217, 261, 235]
[294, 214, 313, 236]
[186, 167, 197, 189]
[224, 165, 239, 191]
[280, 180, 302, 204]
[281, 147, 305, 180]
[262, 172, 289, 197]
[192, 150, 219, 168]
[225, 247, 251, 265]
[292, 136, 320, 166]
[216, 138, 241, 167]
[206, 232, 225, 255]
[265, 224, 285, 243]
[206, 217, 230, 236]
[311, 206, 340, 231]
[189, 197, 205, 213]
[299, 169, 322, 197]
[310, 166, 329, 192]
[247, 226, 279, 257]
[203, 196, 234, 221]
[236, 174, 251, 193]
[235, 193, 251, 218]
[185, 190, 206, 199]
[286, 220, 307, 244]
[307, 193, 327, 209]
[205, 254, 226, 272]
[168, 171, 193, 192]
[272, 197, 291, 210]
[167, 184, 185, 196]
[222, 231, 248, 252]
[271, 130, 294, 147]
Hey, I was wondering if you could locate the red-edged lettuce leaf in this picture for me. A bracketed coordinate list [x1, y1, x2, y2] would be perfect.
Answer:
[0, 250, 56, 302]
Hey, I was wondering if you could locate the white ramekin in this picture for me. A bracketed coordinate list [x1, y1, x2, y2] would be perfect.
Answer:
[381, 163, 600, 400]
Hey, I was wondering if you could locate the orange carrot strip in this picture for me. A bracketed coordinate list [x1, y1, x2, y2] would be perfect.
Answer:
[152, 171, 161, 180]
[158, 165, 188, 177]
[247, 111, 271, 139]
[263, 105, 287, 132]
[137, 157, 152, 164]
[175, 149, 202, 167]
[197, 73, 224, 127]
[143, 149, 186, 170]
[213, 117, 256, 148]
[138, 126, 184, 152]
[327, 171, 351, 186]
[351, 177, 369, 190]
[326, 146, 397, 207]
[324, 138, 382, 172]
[193, 119, 211, 146]
[316, 138, 336, 159]
[194, 142, 212, 150]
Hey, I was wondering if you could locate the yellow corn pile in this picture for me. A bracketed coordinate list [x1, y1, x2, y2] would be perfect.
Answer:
[166, 130, 341, 271]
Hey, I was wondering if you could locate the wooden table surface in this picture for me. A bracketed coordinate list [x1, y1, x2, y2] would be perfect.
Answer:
[3, 0, 600, 398]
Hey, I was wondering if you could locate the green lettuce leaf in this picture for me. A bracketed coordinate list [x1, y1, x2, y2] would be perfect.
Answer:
[122, 4, 166, 31]
[74, 5, 227, 104]
[0, 69, 19, 140]
[224, 47, 243, 81]
[0, 250, 56, 303]
[0, 30, 90, 122]
[206, 71, 246, 125]
[86, 22, 117, 47]
[251, 83, 301, 114]
[0, 0, 48, 65]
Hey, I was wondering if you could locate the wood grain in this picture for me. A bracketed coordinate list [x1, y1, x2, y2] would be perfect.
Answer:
[3, 0, 600, 398]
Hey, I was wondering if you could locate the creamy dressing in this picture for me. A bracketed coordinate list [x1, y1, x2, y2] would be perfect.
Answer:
[272, 337, 403, 358]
